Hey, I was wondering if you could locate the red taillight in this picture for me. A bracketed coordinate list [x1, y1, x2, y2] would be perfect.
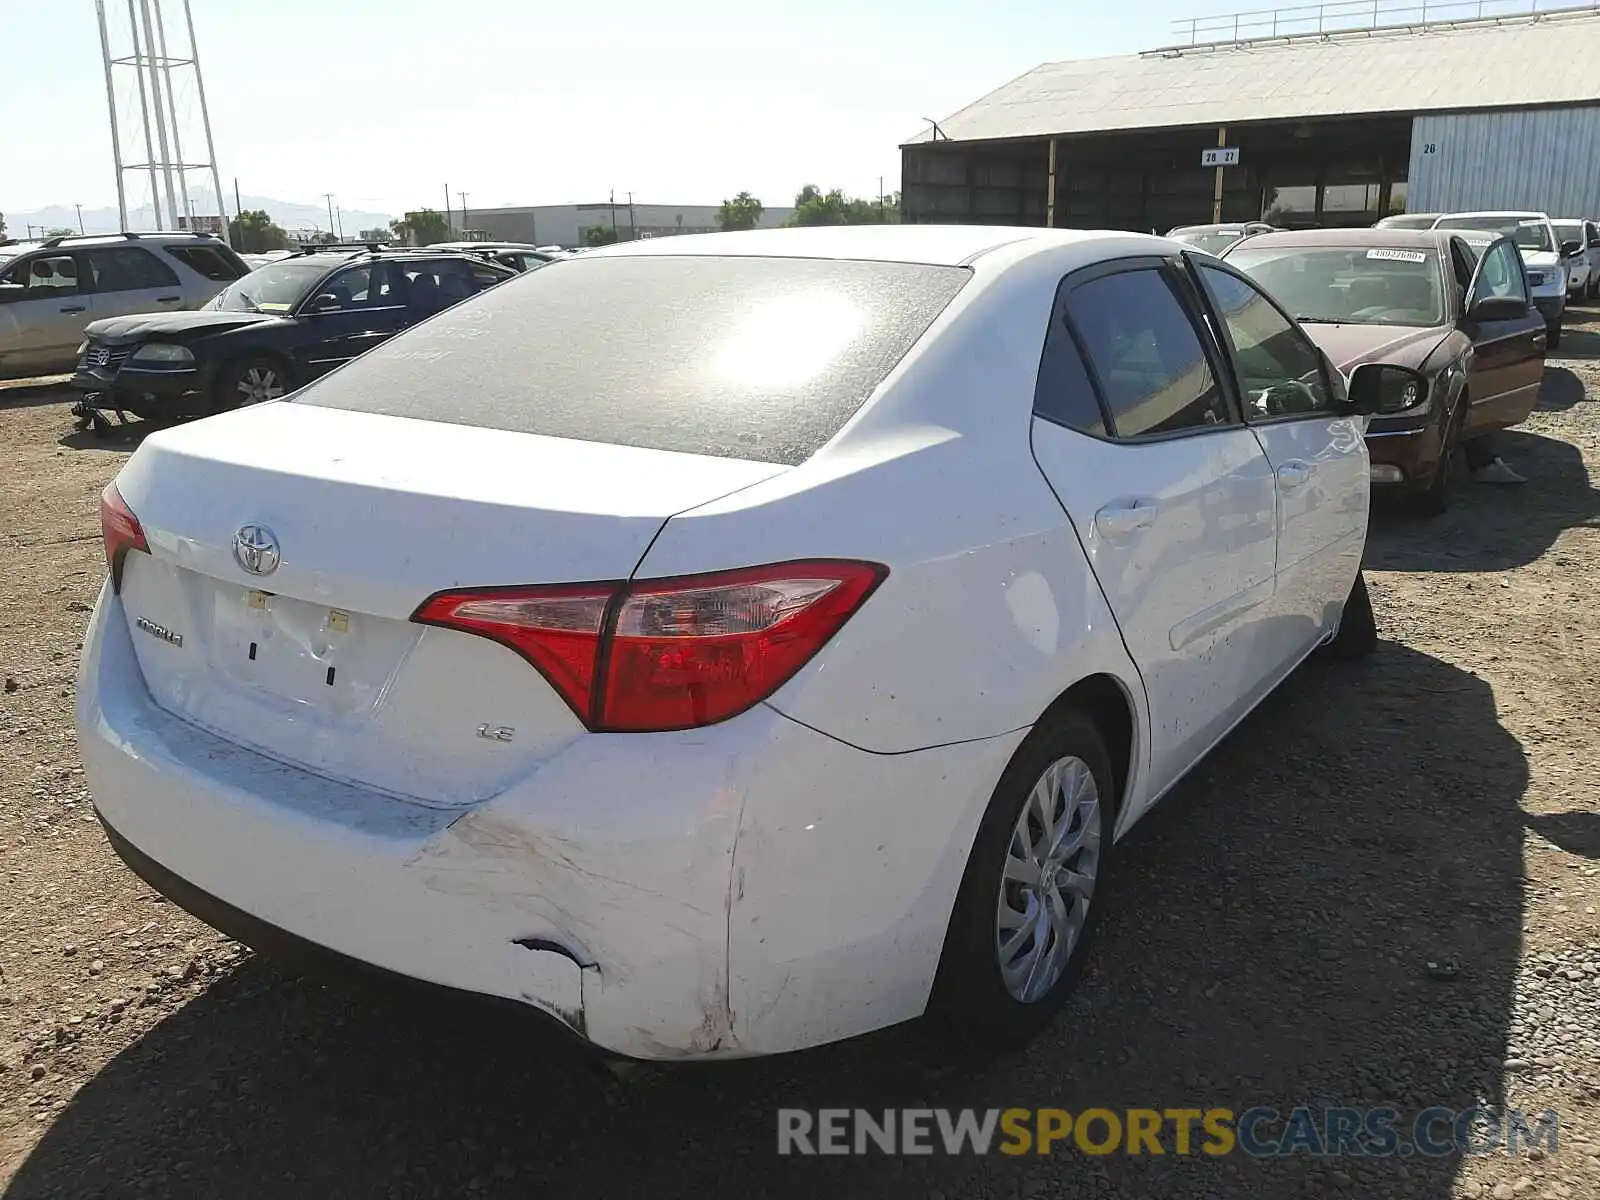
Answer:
[100, 483, 149, 592]
[413, 560, 886, 733]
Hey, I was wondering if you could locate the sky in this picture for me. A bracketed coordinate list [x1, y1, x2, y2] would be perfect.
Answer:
[2, 0, 1210, 219]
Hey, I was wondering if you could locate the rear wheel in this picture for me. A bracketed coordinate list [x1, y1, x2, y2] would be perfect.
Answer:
[930, 708, 1114, 1053]
[215, 357, 292, 411]
[1326, 572, 1378, 660]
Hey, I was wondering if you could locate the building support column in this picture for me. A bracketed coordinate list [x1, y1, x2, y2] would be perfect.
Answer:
[1046, 137, 1059, 228]
[1211, 124, 1227, 223]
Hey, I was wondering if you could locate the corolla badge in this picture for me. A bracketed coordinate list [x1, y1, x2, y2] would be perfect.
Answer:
[233, 524, 281, 576]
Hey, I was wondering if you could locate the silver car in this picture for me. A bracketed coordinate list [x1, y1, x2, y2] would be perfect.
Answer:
[0, 232, 249, 379]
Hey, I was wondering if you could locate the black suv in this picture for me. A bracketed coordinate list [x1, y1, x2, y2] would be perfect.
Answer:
[71, 245, 516, 426]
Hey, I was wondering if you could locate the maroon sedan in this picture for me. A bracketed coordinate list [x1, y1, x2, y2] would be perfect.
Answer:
[1223, 228, 1546, 514]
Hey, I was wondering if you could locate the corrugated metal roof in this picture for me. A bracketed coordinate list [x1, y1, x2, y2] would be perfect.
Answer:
[907, 10, 1600, 145]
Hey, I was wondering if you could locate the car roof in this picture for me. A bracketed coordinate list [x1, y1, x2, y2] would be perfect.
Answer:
[1229, 228, 1456, 251]
[580, 224, 1170, 267]
[27, 231, 218, 248]
[433, 241, 538, 251]
[1435, 210, 1550, 221]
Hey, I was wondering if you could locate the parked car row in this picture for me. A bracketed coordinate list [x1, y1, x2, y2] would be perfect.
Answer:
[80, 222, 1433, 1063]
[1381, 208, 1600, 327]
[0, 231, 251, 379]
[69, 243, 518, 431]
[1223, 223, 1546, 514]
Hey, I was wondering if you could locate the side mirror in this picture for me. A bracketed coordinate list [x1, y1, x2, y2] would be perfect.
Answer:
[307, 293, 343, 313]
[1563, 239, 1583, 256]
[1347, 363, 1428, 417]
[1467, 294, 1530, 322]
[0, 282, 25, 303]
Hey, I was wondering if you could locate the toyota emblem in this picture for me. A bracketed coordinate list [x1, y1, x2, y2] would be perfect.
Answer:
[233, 524, 281, 576]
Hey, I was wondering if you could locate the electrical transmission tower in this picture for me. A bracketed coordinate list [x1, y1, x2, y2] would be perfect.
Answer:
[95, 0, 229, 243]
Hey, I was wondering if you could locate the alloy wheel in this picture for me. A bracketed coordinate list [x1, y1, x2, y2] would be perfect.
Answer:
[995, 754, 1103, 1003]
[236, 366, 285, 405]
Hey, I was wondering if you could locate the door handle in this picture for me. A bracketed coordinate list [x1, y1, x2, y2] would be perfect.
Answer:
[59, 305, 86, 314]
[1094, 499, 1160, 539]
[1276, 461, 1313, 491]
[156, 295, 182, 304]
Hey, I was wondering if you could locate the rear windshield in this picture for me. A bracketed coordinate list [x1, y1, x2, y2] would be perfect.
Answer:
[1375, 215, 1436, 230]
[1434, 215, 1553, 253]
[1170, 228, 1244, 255]
[295, 254, 970, 465]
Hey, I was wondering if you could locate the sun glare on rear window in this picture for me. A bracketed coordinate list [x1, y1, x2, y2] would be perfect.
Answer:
[293, 254, 971, 466]
[714, 291, 867, 391]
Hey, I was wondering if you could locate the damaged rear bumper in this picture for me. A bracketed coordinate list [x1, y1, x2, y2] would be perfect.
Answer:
[76, 582, 1025, 1060]
[77, 582, 742, 1058]
[97, 817, 596, 1049]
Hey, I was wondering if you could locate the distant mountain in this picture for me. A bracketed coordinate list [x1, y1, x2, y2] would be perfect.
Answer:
[4, 188, 394, 239]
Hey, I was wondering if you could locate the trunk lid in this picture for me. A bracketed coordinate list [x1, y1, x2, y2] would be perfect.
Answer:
[113, 403, 784, 805]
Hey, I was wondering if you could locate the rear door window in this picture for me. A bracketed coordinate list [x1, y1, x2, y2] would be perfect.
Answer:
[165, 243, 247, 281]
[84, 246, 181, 292]
[1063, 266, 1232, 438]
[295, 255, 970, 465]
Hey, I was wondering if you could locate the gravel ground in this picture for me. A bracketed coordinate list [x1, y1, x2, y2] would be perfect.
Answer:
[2, 322, 1598, 1199]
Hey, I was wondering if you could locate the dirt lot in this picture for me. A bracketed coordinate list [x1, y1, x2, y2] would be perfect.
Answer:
[1, 324, 1598, 1200]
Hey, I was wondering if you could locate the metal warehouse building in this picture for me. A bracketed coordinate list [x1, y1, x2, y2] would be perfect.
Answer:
[901, 2, 1600, 232]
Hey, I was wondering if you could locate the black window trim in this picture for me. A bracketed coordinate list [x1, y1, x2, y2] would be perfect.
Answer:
[1183, 251, 1339, 429]
[1447, 236, 1478, 309]
[1037, 253, 1247, 445]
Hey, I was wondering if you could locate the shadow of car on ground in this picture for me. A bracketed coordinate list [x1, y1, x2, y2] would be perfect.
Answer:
[1368, 428, 1600, 573]
[6, 641, 1529, 1200]
[1535, 366, 1586, 413]
[1550, 325, 1600, 361]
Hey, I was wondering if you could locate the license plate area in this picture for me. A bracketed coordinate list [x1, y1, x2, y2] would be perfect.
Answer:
[210, 586, 405, 715]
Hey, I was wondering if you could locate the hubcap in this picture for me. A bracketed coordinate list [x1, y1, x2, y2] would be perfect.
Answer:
[236, 366, 285, 405]
[996, 755, 1102, 1003]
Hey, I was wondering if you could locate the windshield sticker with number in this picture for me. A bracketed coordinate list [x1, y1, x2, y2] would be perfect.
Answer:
[1366, 249, 1429, 263]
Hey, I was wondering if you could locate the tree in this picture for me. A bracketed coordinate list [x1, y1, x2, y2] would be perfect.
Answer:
[787, 185, 900, 227]
[44, 226, 75, 238]
[0, 213, 7, 240]
[229, 209, 288, 253]
[716, 192, 764, 232]
[390, 208, 452, 247]
[581, 225, 620, 247]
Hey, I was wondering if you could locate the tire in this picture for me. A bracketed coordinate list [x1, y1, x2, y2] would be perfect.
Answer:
[1588, 276, 1599, 302]
[1326, 572, 1378, 661]
[929, 707, 1116, 1053]
[1547, 319, 1562, 350]
[1406, 394, 1464, 518]
[214, 356, 293, 412]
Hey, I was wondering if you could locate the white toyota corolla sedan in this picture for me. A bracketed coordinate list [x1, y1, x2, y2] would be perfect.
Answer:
[77, 225, 1410, 1061]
